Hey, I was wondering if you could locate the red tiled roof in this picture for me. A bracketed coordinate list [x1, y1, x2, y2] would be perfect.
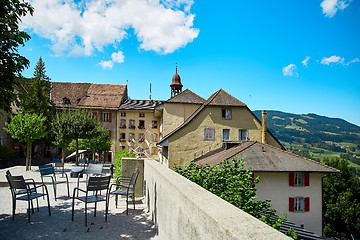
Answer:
[193, 141, 339, 173]
[50, 82, 127, 109]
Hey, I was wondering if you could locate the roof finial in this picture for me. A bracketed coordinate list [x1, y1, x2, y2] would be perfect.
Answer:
[176, 62, 177, 74]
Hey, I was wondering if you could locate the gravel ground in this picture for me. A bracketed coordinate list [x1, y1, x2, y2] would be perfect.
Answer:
[0, 173, 158, 240]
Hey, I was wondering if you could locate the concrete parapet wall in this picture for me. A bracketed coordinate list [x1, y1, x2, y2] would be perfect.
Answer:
[121, 157, 144, 198]
[144, 158, 290, 240]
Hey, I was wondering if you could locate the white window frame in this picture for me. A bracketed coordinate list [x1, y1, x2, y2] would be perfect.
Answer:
[103, 112, 110, 122]
[204, 128, 215, 141]
[139, 113, 145, 117]
[222, 129, 230, 141]
[120, 119, 126, 128]
[294, 197, 305, 212]
[238, 129, 248, 141]
[120, 112, 126, 117]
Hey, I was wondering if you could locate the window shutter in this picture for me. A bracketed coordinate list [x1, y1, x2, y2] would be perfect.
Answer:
[289, 173, 294, 186]
[305, 197, 310, 211]
[304, 173, 309, 186]
[109, 112, 112, 122]
[94, 112, 97, 121]
[251, 173, 255, 183]
[289, 198, 294, 212]
[100, 112, 103, 122]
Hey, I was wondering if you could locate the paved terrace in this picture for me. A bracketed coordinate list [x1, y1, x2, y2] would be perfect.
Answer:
[0, 164, 158, 240]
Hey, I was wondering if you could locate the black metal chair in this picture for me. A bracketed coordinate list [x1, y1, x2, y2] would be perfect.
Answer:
[39, 164, 70, 201]
[52, 157, 65, 177]
[72, 175, 111, 226]
[110, 168, 140, 215]
[6, 172, 51, 222]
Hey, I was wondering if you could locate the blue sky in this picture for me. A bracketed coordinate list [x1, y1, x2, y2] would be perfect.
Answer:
[19, 0, 360, 126]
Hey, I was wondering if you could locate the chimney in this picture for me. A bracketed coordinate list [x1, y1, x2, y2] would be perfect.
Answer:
[261, 110, 267, 144]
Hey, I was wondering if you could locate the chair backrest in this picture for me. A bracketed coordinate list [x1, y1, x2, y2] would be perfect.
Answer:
[87, 163, 103, 175]
[7, 175, 27, 190]
[39, 164, 55, 176]
[129, 168, 140, 190]
[87, 176, 111, 192]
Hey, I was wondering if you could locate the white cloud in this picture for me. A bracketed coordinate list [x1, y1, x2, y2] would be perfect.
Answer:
[346, 58, 359, 66]
[111, 51, 125, 64]
[321, 55, 345, 65]
[282, 64, 298, 77]
[320, 0, 351, 18]
[21, 0, 199, 56]
[302, 56, 311, 67]
[97, 60, 114, 70]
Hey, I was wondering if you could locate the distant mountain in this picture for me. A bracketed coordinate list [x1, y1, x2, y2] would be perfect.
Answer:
[253, 110, 360, 144]
[252, 110, 360, 166]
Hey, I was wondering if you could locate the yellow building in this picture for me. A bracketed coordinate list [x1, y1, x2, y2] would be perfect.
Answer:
[117, 100, 163, 158]
[157, 88, 283, 168]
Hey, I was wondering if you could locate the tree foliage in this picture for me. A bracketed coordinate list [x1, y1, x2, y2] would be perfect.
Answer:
[52, 110, 97, 165]
[322, 158, 360, 239]
[4, 113, 47, 170]
[174, 158, 285, 230]
[16, 57, 54, 141]
[0, 0, 33, 113]
[113, 150, 135, 179]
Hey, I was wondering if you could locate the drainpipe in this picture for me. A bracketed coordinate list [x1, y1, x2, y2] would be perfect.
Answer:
[261, 110, 267, 144]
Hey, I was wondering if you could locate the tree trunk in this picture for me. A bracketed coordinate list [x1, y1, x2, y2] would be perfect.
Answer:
[26, 141, 32, 171]
[61, 147, 65, 163]
[75, 139, 79, 166]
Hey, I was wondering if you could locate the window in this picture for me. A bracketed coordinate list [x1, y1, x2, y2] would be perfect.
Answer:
[222, 109, 231, 119]
[103, 112, 111, 122]
[92, 112, 98, 121]
[204, 128, 215, 141]
[120, 146, 125, 150]
[139, 133, 145, 142]
[129, 120, 135, 129]
[62, 97, 71, 105]
[139, 113, 145, 117]
[138, 120, 145, 129]
[289, 197, 310, 212]
[120, 112, 126, 117]
[129, 133, 135, 141]
[289, 173, 309, 186]
[120, 119, 126, 128]
[152, 120, 158, 129]
[222, 129, 230, 141]
[238, 129, 248, 141]
[119, 133, 126, 141]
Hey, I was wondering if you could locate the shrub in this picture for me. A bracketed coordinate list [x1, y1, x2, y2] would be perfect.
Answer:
[113, 150, 135, 179]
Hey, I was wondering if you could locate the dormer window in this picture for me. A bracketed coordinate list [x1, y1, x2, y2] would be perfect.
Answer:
[62, 97, 71, 105]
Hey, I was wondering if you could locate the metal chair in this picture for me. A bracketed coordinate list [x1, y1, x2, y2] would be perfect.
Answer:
[72, 175, 111, 226]
[6, 172, 51, 222]
[52, 157, 65, 176]
[76, 163, 103, 191]
[110, 168, 140, 214]
[39, 164, 70, 201]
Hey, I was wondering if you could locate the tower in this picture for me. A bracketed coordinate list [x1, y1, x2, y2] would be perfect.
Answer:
[170, 66, 183, 98]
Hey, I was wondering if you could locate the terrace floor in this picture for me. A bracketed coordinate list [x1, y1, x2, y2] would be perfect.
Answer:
[0, 165, 158, 240]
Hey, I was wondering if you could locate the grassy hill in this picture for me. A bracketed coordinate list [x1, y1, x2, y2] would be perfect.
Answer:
[253, 110, 360, 168]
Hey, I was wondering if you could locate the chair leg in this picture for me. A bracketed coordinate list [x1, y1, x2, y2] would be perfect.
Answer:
[133, 194, 135, 210]
[85, 202, 88, 226]
[105, 196, 109, 222]
[12, 198, 16, 221]
[126, 195, 129, 215]
[27, 200, 31, 222]
[67, 179, 70, 197]
[72, 195, 75, 222]
[94, 201, 97, 217]
[46, 191, 51, 216]
[53, 183, 57, 201]
[115, 194, 118, 208]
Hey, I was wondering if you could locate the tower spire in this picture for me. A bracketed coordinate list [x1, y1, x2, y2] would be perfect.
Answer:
[170, 63, 183, 98]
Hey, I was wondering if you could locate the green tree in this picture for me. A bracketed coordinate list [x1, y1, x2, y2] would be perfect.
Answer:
[52, 110, 97, 165]
[0, 0, 33, 113]
[4, 113, 47, 170]
[68, 126, 112, 160]
[174, 158, 285, 230]
[52, 111, 74, 163]
[322, 158, 360, 238]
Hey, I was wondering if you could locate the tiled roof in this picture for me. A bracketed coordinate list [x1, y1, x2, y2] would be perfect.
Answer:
[119, 100, 163, 111]
[167, 89, 206, 104]
[50, 82, 127, 110]
[193, 141, 339, 173]
[206, 89, 246, 106]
